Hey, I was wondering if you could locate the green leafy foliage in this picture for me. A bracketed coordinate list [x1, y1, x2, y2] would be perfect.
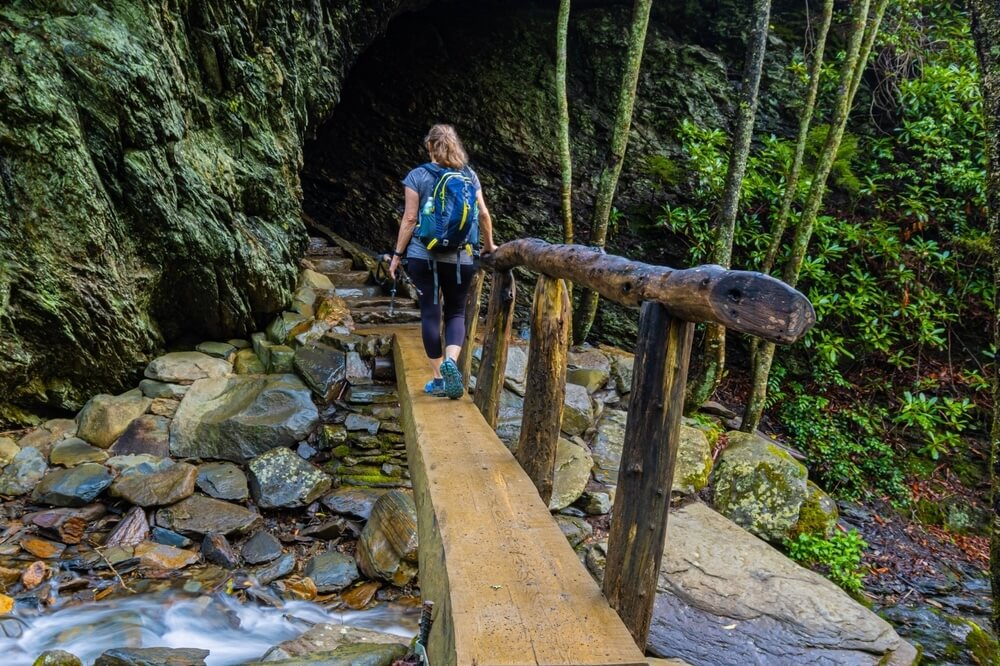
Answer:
[785, 529, 869, 593]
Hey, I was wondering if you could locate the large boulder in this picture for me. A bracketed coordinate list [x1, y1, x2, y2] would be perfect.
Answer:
[261, 624, 408, 662]
[561, 383, 594, 437]
[144, 352, 230, 384]
[548, 438, 594, 511]
[591, 409, 628, 486]
[648, 501, 918, 666]
[247, 447, 332, 508]
[170, 375, 319, 463]
[710, 431, 808, 542]
[293, 343, 347, 398]
[76, 390, 152, 449]
[673, 425, 713, 495]
[503, 345, 530, 396]
[356, 490, 418, 586]
[94, 648, 209, 666]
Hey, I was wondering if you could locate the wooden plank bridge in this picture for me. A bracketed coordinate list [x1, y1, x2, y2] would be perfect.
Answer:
[312, 224, 815, 666]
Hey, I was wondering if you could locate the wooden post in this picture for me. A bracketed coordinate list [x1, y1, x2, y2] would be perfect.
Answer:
[603, 302, 695, 647]
[458, 269, 485, 388]
[514, 276, 571, 505]
[474, 270, 516, 428]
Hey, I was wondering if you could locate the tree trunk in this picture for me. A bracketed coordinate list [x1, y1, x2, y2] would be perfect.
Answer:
[969, 0, 1000, 634]
[741, 0, 888, 433]
[474, 270, 516, 428]
[557, 0, 573, 244]
[573, 0, 653, 344]
[685, 0, 773, 412]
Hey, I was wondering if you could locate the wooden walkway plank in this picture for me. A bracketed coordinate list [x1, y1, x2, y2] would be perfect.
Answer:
[389, 325, 648, 666]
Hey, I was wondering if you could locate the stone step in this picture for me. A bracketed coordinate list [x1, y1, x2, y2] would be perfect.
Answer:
[306, 246, 346, 258]
[336, 285, 385, 299]
[343, 296, 418, 309]
[350, 308, 422, 324]
[309, 257, 354, 273]
[326, 271, 372, 288]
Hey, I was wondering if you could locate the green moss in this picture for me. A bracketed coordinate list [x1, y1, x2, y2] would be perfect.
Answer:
[965, 621, 1000, 665]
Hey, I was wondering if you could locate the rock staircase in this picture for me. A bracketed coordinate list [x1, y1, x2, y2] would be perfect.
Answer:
[304, 236, 421, 325]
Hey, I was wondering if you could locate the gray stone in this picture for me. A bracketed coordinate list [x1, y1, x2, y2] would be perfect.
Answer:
[110, 415, 170, 457]
[252, 552, 296, 585]
[138, 380, 189, 400]
[566, 348, 612, 393]
[0, 437, 18, 468]
[150, 527, 192, 548]
[605, 348, 635, 395]
[345, 351, 371, 384]
[50, 437, 109, 467]
[242, 531, 283, 564]
[196, 341, 237, 360]
[555, 514, 593, 549]
[0, 446, 47, 496]
[495, 389, 524, 446]
[248, 448, 332, 508]
[196, 462, 249, 501]
[344, 385, 397, 405]
[581, 491, 612, 515]
[261, 624, 408, 662]
[502, 344, 529, 395]
[345, 413, 380, 434]
[292, 285, 317, 317]
[561, 383, 594, 437]
[170, 374, 319, 463]
[149, 398, 180, 418]
[293, 343, 346, 398]
[591, 409, 627, 485]
[790, 481, 840, 539]
[711, 431, 809, 542]
[297, 442, 317, 460]
[250, 643, 406, 666]
[155, 495, 260, 536]
[110, 459, 198, 507]
[673, 425, 713, 495]
[145, 352, 230, 384]
[648, 501, 918, 666]
[228, 339, 252, 350]
[299, 269, 334, 292]
[269, 345, 295, 374]
[202, 533, 240, 569]
[321, 487, 388, 521]
[548, 438, 594, 511]
[94, 647, 209, 666]
[106, 454, 163, 472]
[32, 463, 113, 507]
[267, 312, 310, 345]
[305, 551, 360, 593]
[234, 348, 267, 375]
[76, 389, 152, 448]
[356, 490, 418, 586]
[32, 649, 83, 666]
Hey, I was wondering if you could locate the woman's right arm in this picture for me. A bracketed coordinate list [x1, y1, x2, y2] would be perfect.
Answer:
[476, 190, 498, 254]
[390, 187, 420, 277]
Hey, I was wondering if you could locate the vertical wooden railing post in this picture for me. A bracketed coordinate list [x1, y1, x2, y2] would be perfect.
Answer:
[474, 269, 516, 428]
[602, 301, 695, 647]
[514, 276, 571, 505]
[458, 269, 485, 388]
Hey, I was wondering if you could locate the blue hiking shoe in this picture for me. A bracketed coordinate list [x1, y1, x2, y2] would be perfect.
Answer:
[424, 378, 445, 397]
[440, 358, 464, 400]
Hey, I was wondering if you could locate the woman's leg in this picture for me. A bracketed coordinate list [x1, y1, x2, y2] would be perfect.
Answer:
[439, 263, 477, 362]
[406, 258, 444, 377]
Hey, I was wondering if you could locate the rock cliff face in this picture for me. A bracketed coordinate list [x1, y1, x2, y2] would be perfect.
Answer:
[0, 0, 420, 422]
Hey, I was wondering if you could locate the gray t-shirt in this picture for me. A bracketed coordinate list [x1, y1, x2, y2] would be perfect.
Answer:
[402, 164, 482, 265]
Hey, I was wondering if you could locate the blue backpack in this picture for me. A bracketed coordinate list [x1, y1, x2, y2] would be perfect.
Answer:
[416, 163, 479, 256]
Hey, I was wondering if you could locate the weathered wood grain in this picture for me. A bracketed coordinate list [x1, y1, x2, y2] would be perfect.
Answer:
[603, 303, 694, 646]
[474, 270, 516, 428]
[457, 269, 485, 388]
[515, 276, 571, 505]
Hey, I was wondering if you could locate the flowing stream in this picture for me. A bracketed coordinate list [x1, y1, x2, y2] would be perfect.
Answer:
[0, 591, 420, 665]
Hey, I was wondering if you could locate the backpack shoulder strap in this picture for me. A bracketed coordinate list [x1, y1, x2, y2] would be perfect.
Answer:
[420, 162, 445, 178]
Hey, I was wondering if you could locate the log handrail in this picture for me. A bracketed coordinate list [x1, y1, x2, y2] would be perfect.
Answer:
[483, 238, 815, 344]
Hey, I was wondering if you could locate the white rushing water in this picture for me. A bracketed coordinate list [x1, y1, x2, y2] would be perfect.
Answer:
[0, 592, 419, 665]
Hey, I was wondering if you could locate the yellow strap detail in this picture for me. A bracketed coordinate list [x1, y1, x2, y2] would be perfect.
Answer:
[426, 239, 438, 250]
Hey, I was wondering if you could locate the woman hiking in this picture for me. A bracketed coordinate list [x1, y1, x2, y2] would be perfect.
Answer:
[388, 124, 498, 399]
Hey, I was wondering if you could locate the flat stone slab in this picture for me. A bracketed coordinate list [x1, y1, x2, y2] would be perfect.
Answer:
[111, 415, 170, 458]
[94, 647, 209, 666]
[110, 459, 197, 507]
[49, 437, 108, 467]
[196, 461, 249, 501]
[76, 389, 152, 449]
[155, 495, 260, 537]
[144, 351, 231, 384]
[32, 463, 113, 507]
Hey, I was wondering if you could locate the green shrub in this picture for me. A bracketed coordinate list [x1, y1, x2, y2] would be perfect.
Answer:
[785, 529, 868, 593]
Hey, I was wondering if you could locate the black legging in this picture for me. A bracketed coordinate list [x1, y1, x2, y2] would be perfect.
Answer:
[407, 258, 477, 359]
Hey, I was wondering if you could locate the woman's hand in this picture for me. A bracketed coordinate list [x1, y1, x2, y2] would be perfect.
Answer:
[389, 255, 401, 278]
[483, 241, 499, 255]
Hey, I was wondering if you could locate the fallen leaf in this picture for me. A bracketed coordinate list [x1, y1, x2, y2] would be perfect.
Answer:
[21, 561, 46, 590]
[0, 594, 12, 615]
[490, 584, 503, 590]
[723, 624, 737, 630]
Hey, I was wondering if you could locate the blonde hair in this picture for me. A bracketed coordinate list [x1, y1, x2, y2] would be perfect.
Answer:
[424, 124, 468, 169]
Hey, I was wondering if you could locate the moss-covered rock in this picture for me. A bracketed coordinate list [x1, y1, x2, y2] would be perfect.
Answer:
[789, 481, 838, 539]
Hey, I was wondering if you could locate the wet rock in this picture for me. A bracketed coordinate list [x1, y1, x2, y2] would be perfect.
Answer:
[320, 425, 349, 450]
[555, 514, 593, 549]
[293, 343, 347, 398]
[561, 383, 593, 437]
[322, 332, 365, 353]
[150, 527, 191, 549]
[149, 399, 180, 418]
[300, 517, 361, 540]
[145, 352, 230, 384]
[110, 459, 197, 507]
[356, 490, 418, 586]
[711, 431, 809, 542]
[234, 348, 267, 375]
[32, 650, 83, 666]
[305, 551, 360, 593]
[94, 647, 209, 666]
[345, 352, 371, 384]
[170, 375, 319, 463]
[248, 448, 331, 509]
[648, 501, 917, 666]
[673, 425, 713, 495]
[135, 541, 199, 570]
[20, 536, 66, 559]
[155, 495, 260, 537]
[242, 531, 283, 564]
[292, 285, 317, 317]
[196, 462, 249, 501]
[49, 437, 109, 467]
[269, 346, 296, 374]
[32, 464, 113, 507]
[260, 624, 408, 662]
[344, 385, 397, 405]
[297, 442, 317, 460]
[503, 345, 530, 395]
[202, 534, 240, 569]
[267, 312, 311, 345]
[548, 438, 594, 511]
[321, 488, 388, 521]
[0, 437, 19, 467]
[21, 561, 47, 589]
[76, 390, 152, 448]
[196, 341, 237, 360]
[591, 409, 627, 485]
[252, 552, 296, 585]
[110, 415, 170, 457]
[105, 506, 150, 548]
[138, 380, 190, 400]
[345, 413, 380, 434]
[0, 447, 48, 496]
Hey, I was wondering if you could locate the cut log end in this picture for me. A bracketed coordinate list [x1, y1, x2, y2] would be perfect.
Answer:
[710, 271, 816, 344]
